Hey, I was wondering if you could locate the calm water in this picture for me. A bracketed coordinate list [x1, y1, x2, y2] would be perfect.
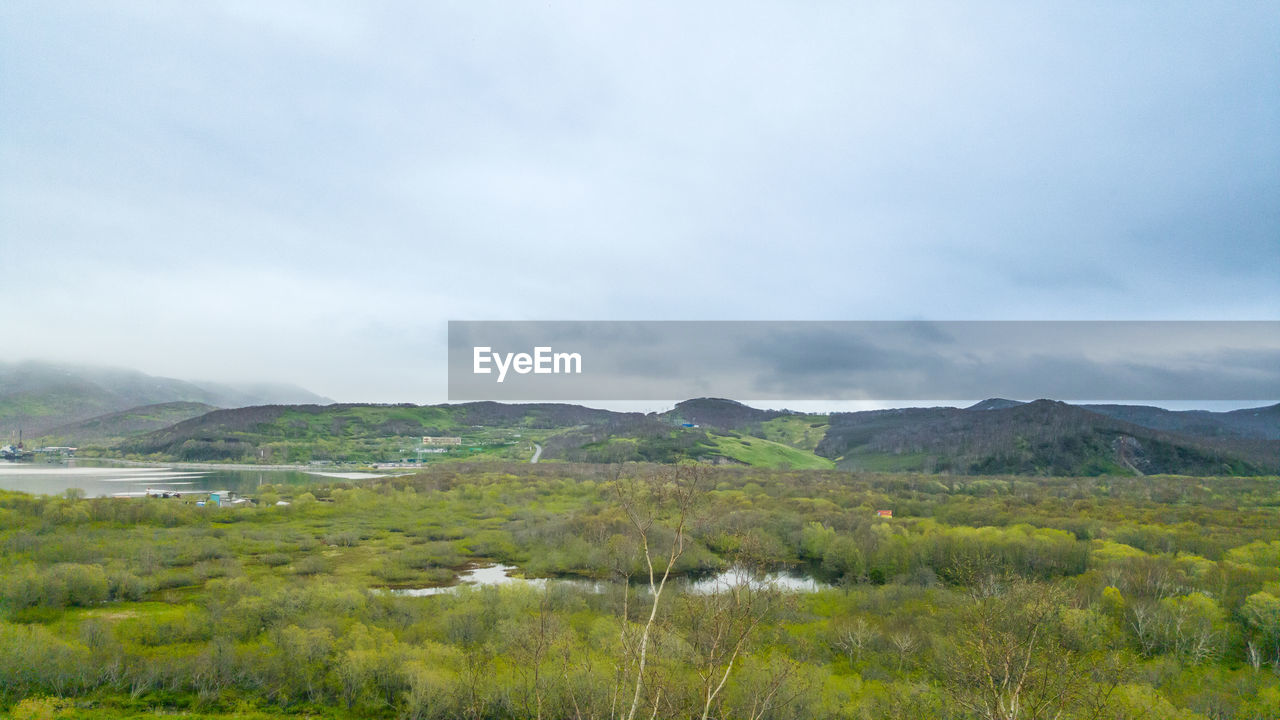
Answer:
[0, 460, 353, 498]
[389, 564, 830, 597]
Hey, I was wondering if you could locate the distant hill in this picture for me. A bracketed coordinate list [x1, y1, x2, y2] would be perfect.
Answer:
[0, 361, 331, 437]
[83, 394, 1276, 476]
[1082, 403, 1280, 441]
[816, 400, 1275, 475]
[37, 402, 218, 446]
[115, 404, 451, 461]
[450, 401, 638, 428]
[109, 401, 830, 468]
[966, 398, 1027, 411]
[659, 398, 786, 429]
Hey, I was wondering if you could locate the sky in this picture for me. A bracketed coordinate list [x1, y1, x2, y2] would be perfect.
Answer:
[2, 2, 1278, 404]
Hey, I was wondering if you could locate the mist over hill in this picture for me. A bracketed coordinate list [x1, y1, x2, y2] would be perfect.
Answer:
[0, 361, 331, 436]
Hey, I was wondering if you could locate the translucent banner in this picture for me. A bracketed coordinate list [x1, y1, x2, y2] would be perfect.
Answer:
[447, 321, 1280, 402]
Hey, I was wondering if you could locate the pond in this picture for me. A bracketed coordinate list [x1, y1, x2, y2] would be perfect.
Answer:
[385, 564, 831, 597]
[0, 460, 390, 498]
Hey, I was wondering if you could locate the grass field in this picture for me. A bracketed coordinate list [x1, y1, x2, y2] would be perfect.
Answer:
[758, 415, 830, 451]
[709, 432, 835, 469]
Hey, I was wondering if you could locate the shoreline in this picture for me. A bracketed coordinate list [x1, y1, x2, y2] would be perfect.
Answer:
[70, 457, 385, 473]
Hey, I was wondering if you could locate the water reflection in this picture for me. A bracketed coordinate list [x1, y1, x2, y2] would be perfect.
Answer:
[685, 566, 829, 594]
[386, 564, 829, 597]
[388, 564, 604, 597]
[0, 460, 329, 497]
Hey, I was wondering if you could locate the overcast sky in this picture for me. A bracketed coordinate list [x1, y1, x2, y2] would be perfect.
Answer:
[2, 2, 1277, 404]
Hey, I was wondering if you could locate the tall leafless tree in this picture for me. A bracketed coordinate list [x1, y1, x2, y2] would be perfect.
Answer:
[612, 463, 708, 720]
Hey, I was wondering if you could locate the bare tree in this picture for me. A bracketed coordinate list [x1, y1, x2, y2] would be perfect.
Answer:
[1128, 601, 1162, 657]
[676, 564, 782, 720]
[511, 585, 563, 720]
[737, 656, 807, 720]
[1246, 640, 1263, 671]
[888, 629, 921, 672]
[831, 617, 877, 666]
[612, 463, 709, 720]
[940, 577, 1121, 720]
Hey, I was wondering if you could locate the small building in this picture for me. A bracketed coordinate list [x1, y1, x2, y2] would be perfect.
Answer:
[422, 436, 463, 446]
[204, 491, 249, 508]
[876, 510, 893, 518]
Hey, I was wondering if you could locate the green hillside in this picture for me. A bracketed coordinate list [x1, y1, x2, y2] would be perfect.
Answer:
[818, 400, 1275, 476]
[758, 414, 830, 451]
[708, 432, 835, 469]
[35, 402, 218, 446]
[111, 404, 536, 464]
[61, 396, 1280, 476]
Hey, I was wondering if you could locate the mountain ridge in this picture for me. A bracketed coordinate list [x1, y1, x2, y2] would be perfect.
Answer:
[818, 399, 1275, 475]
[83, 395, 1277, 476]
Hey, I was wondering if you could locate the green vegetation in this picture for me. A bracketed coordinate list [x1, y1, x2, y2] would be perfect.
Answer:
[757, 415, 829, 452]
[56, 397, 1275, 476]
[36, 402, 218, 447]
[1, 465, 1278, 718]
[818, 400, 1277, 476]
[831, 451, 932, 472]
[98, 405, 546, 465]
[707, 432, 834, 469]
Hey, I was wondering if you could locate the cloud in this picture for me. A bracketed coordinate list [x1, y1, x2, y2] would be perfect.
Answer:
[1, 2, 1277, 402]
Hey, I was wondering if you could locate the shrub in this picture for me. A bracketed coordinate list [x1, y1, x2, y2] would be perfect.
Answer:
[261, 553, 292, 567]
[9, 695, 73, 720]
[295, 556, 333, 576]
[325, 530, 361, 547]
[107, 571, 147, 602]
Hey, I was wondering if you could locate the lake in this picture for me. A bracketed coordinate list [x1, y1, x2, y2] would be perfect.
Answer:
[0, 460, 390, 498]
